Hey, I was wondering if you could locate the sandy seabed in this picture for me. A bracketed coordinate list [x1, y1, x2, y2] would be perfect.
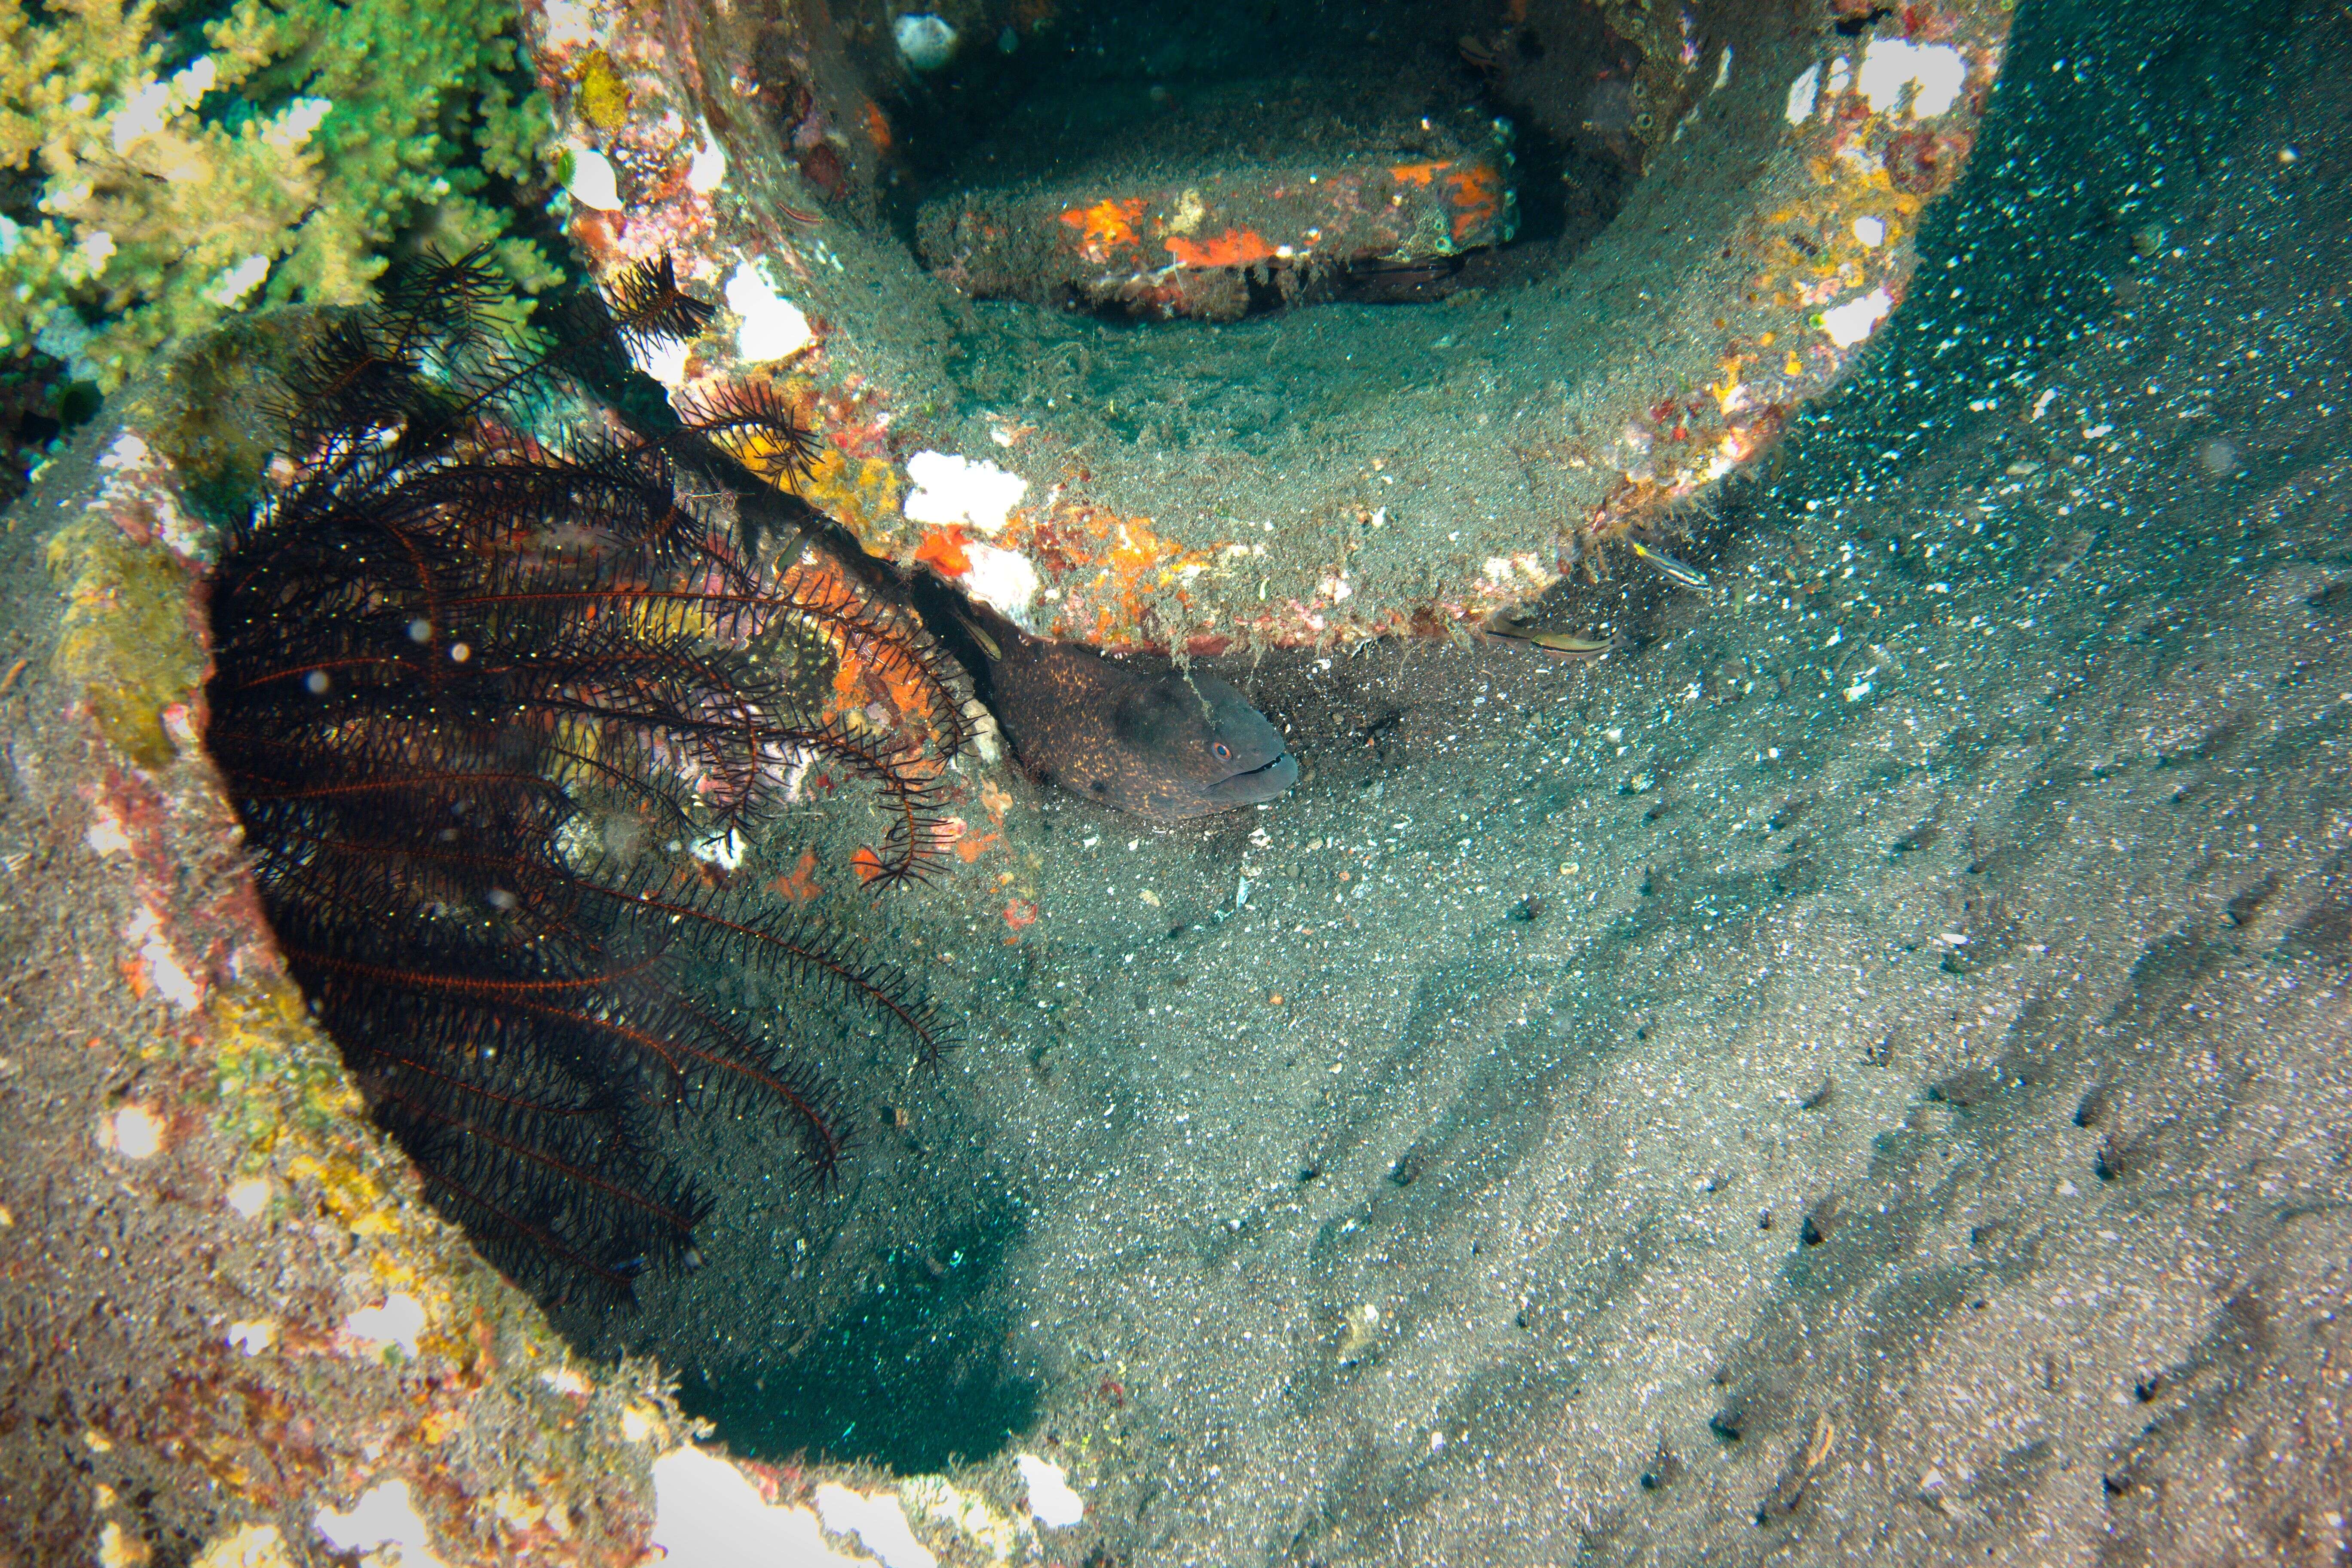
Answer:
[555, 1, 2352, 1562]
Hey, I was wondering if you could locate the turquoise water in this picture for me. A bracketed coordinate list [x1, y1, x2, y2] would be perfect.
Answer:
[3, 0, 2345, 1560]
[7, 0, 2312, 1557]
[576, 2, 2352, 1562]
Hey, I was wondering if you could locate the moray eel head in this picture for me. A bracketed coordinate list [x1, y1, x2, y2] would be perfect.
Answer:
[1113, 671, 1299, 815]
[905, 570, 1298, 819]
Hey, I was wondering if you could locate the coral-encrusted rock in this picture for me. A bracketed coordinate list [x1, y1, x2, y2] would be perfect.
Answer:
[0, 324, 678, 1566]
[0, 327, 1023, 1568]
[516, 0, 2013, 652]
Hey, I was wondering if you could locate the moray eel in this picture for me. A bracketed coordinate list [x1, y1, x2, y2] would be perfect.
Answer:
[914, 579, 1298, 818]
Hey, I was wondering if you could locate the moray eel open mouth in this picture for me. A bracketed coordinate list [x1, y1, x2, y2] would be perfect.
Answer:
[1208, 748, 1300, 806]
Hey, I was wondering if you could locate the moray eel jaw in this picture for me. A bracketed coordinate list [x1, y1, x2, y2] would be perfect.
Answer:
[1171, 677, 1297, 810]
[1203, 747, 1301, 808]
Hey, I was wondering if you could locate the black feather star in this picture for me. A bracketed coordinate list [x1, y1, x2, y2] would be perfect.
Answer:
[674, 379, 824, 488]
[207, 250, 972, 1306]
[604, 251, 719, 353]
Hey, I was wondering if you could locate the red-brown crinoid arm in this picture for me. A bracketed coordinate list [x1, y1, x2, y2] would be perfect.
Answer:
[366, 1072, 707, 1240]
[659, 990, 848, 1182]
[416, 1161, 649, 1302]
[780, 556, 973, 756]
[288, 945, 667, 1001]
[581, 876, 953, 1069]
[494, 977, 849, 1185]
[767, 717, 958, 887]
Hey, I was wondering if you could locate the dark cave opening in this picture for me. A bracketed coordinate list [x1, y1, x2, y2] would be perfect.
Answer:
[769, 0, 1664, 321]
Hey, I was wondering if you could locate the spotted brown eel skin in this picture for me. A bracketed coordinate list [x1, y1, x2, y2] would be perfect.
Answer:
[922, 585, 1298, 819]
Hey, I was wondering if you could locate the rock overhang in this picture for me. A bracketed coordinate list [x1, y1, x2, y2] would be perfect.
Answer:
[520, 0, 2012, 652]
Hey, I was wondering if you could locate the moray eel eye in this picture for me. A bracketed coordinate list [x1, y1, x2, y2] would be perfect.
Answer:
[1213, 741, 1232, 760]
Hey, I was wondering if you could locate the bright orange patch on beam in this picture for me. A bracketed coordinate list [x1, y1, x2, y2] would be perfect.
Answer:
[1164, 227, 1277, 268]
[772, 849, 821, 903]
[1060, 198, 1146, 260]
[883, 665, 942, 732]
[1390, 159, 1449, 188]
[993, 497, 1224, 646]
[912, 525, 972, 576]
[829, 649, 864, 702]
[1443, 162, 1505, 243]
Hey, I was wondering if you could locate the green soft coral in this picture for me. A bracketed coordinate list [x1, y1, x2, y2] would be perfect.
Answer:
[0, 0, 558, 392]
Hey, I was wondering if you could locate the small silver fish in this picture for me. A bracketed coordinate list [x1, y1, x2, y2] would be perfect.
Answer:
[1629, 540, 1710, 592]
